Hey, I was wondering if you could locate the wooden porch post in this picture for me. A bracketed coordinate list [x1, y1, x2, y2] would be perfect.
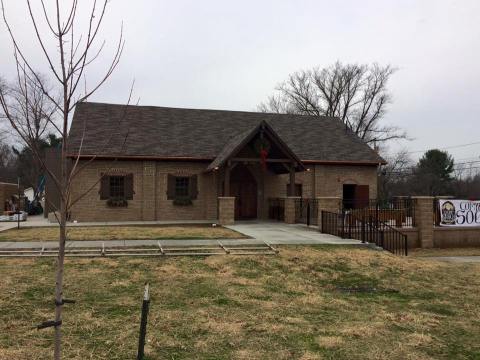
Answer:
[289, 164, 295, 196]
[224, 163, 231, 196]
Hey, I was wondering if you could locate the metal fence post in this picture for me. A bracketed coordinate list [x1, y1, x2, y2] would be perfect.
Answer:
[306, 201, 311, 226]
[137, 283, 150, 360]
[340, 211, 345, 238]
[361, 219, 365, 243]
[404, 235, 408, 256]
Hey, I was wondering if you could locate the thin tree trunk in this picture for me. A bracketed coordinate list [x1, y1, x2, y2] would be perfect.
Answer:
[54, 101, 68, 359]
[54, 201, 66, 360]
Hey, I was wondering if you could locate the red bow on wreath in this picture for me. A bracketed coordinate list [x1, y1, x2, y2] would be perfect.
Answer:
[260, 148, 268, 171]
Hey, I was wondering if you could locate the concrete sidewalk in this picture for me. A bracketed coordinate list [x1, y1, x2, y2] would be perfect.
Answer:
[0, 221, 362, 249]
[225, 221, 361, 245]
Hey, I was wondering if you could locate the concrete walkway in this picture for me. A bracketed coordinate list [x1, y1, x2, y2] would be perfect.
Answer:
[225, 221, 361, 245]
[0, 220, 362, 249]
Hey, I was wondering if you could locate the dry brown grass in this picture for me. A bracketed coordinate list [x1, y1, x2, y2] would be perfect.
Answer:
[0, 245, 479, 359]
[410, 247, 480, 257]
[0, 225, 246, 242]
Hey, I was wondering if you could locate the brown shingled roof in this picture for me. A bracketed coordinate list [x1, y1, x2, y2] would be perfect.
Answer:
[68, 102, 385, 164]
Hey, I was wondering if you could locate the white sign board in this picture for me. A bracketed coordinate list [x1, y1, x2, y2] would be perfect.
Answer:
[438, 199, 480, 227]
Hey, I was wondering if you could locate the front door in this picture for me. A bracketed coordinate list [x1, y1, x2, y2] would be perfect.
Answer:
[230, 165, 257, 219]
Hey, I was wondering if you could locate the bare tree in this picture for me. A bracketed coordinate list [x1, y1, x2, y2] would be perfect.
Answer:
[0, 1, 125, 358]
[0, 74, 56, 143]
[0, 74, 57, 198]
[259, 62, 406, 144]
[377, 149, 413, 200]
[0, 138, 17, 182]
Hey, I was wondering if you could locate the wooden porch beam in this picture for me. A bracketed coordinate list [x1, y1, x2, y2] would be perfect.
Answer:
[224, 163, 231, 196]
[231, 157, 293, 163]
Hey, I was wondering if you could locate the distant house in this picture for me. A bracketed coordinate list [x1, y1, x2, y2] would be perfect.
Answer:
[0, 182, 21, 213]
[62, 102, 385, 222]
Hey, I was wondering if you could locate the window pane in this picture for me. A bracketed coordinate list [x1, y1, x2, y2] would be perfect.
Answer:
[175, 177, 189, 197]
[109, 176, 125, 198]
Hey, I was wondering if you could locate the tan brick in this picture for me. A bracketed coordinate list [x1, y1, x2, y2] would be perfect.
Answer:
[284, 197, 299, 224]
[412, 196, 434, 248]
[70, 160, 218, 222]
[218, 197, 235, 225]
[70, 160, 379, 223]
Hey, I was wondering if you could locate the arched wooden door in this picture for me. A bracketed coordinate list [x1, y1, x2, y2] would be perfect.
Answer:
[230, 164, 257, 220]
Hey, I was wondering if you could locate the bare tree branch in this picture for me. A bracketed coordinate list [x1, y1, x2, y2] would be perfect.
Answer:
[0, 1, 127, 358]
[259, 61, 406, 145]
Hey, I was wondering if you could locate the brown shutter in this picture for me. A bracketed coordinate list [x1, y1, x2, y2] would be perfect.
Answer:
[167, 174, 175, 200]
[125, 174, 134, 200]
[99, 173, 109, 200]
[354, 185, 369, 209]
[189, 175, 198, 199]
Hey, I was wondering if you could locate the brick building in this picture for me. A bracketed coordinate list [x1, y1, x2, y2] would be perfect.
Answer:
[65, 102, 384, 223]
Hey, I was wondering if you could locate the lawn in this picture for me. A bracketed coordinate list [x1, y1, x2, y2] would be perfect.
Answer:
[0, 225, 246, 242]
[1, 246, 480, 359]
[410, 247, 480, 257]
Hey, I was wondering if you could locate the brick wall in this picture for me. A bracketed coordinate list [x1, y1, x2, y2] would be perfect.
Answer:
[434, 227, 480, 248]
[70, 160, 145, 222]
[70, 160, 217, 222]
[313, 164, 378, 199]
[155, 162, 217, 221]
[218, 197, 235, 225]
[263, 164, 378, 219]
[70, 160, 379, 222]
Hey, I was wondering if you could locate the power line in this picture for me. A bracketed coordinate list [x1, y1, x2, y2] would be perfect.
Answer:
[384, 159, 480, 173]
[386, 165, 480, 176]
[456, 156, 480, 161]
[454, 160, 480, 167]
[408, 141, 480, 154]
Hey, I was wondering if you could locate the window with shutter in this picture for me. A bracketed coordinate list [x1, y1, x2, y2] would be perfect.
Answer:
[175, 177, 189, 197]
[109, 176, 125, 198]
[99, 174, 109, 200]
[189, 175, 198, 199]
[125, 173, 134, 200]
[167, 174, 175, 200]
[166, 174, 198, 204]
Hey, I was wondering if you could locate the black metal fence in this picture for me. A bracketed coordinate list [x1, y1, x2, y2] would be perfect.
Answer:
[343, 198, 416, 228]
[321, 210, 408, 256]
[294, 198, 318, 226]
[321, 211, 343, 238]
[268, 198, 285, 221]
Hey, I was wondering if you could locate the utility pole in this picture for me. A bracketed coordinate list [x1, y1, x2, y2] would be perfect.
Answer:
[17, 177, 20, 230]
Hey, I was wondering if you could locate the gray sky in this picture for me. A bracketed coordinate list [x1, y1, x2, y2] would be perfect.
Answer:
[1, 0, 479, 164]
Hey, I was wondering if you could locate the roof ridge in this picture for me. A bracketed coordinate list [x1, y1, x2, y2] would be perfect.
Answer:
[76, 101, 338, 120]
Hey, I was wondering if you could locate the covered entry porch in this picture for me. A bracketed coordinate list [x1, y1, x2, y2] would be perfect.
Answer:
[208, 120, 305, 223]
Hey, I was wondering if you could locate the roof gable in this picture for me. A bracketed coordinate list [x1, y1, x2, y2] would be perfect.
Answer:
[206, 121, 305, 173]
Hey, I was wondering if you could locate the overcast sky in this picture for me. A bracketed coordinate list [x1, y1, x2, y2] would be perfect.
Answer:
[1, 0, 479, 164]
